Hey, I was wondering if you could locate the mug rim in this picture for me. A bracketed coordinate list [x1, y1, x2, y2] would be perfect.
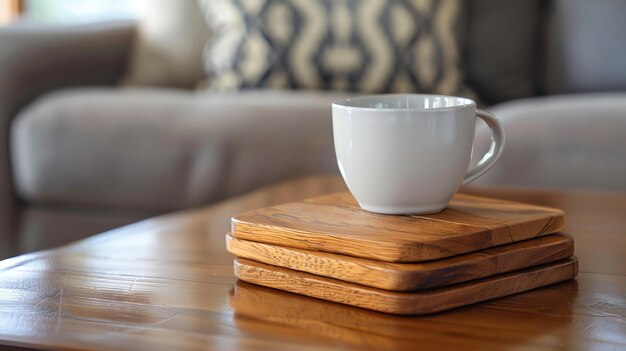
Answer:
[332, 94, 476, 112]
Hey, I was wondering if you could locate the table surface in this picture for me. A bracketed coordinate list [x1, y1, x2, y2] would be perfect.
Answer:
[0, 176, 624, 351]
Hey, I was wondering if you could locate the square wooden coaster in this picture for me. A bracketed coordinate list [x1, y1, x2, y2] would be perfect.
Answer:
[231, 192, 564, 262]
[227, 233, 574, 291]
[234, 257, 578, 315]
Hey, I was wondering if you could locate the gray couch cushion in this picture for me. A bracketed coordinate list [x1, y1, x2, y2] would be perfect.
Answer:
[465, 0, 541, 104]
[472, 93, 626, 191]
[12, 89, 343, 211]
[544, 0, 626, 93]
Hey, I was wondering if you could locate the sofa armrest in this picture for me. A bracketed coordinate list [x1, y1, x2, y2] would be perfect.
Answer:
[0, 21, 136, 219]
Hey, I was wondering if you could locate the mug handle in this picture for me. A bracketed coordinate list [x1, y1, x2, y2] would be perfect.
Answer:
[463, 109, 505, 185]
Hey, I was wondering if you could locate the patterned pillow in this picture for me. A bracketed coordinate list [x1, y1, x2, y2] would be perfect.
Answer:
[200, 0, 473, 96]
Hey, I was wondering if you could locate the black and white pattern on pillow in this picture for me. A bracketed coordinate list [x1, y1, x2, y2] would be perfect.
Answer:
[200, 0, 473, 96]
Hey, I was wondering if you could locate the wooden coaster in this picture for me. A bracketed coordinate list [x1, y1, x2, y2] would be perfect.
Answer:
[227, 233, 574, 291]
[232, 192, 565, 262]
[234, 257, 578, 315]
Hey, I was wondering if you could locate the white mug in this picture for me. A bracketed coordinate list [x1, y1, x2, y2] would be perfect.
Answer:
[332, 94, 505, 215]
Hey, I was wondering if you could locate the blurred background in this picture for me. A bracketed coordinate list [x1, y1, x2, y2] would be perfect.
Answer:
[1, 0, 141, 24]
[0, 0, 625, 259]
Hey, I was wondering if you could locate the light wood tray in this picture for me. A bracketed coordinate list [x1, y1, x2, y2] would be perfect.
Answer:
[234, 257, 578, 315]
[231, 192, 564, 262]
[227, 233, 574, 291]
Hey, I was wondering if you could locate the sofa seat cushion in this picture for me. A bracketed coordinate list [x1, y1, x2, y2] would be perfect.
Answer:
[472, 93, 626, 191]
[12, 88, 343, 211]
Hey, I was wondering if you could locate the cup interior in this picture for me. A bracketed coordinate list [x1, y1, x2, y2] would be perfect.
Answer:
[333, 94, 475, 111]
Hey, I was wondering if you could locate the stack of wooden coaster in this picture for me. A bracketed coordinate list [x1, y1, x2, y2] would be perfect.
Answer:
[227, 192, 577, 315]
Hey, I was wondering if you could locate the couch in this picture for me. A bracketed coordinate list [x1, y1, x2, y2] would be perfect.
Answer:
[1, 0, 625, 256]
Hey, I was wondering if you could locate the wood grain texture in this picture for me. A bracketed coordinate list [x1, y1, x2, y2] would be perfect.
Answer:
[227, 233, 574, 291]
[232, 191, 564, 262]
[234, 257, 578, 315]
[0, 176, 623, 351]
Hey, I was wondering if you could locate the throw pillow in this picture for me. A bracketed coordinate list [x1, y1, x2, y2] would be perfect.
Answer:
[123, 0, 211, 88]
[200, 0, 473, 96]
[466, 0, 541, 104]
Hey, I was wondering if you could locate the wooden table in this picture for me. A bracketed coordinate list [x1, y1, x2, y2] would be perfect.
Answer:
[0, 177, 624, 351]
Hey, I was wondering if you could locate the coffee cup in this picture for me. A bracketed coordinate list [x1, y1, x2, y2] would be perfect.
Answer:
[332, 94, 505, 215]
